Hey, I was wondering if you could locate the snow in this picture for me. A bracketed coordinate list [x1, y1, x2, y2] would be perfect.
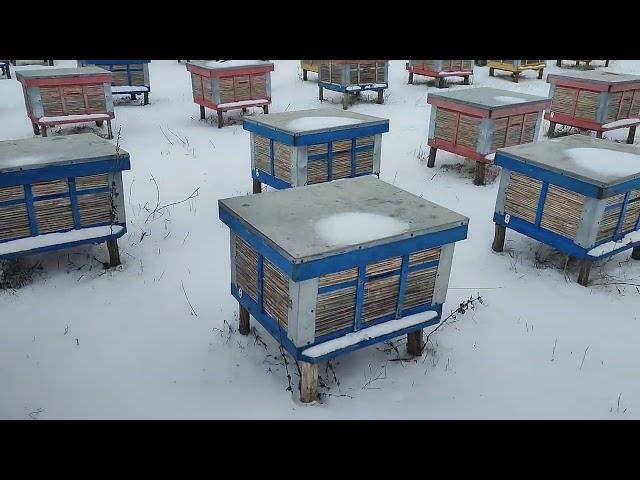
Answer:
[494, 95, 527, 104]
[1, 60, 640, 420]
[205, 60, 267, 69]
[216, 99, 269, 109]
[39, 114, 110, 124]
[112, 86, 149, 93]
[302, 311, 439, 358]
[485, 153, 496, 161]
[0, 226, 123, 256]
[1, 155, 57, 169]
[565, 147, 640, 178]
[601, 118, 640, 129]
[315, 212, 410, 246]
[588, 231, 640, 257]
[285, 116, 361, 131]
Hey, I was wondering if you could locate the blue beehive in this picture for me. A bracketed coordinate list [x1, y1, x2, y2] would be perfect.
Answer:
[492, 134, 640, 286]
[0, 134, 130, 266]
[79, 60, 151, 104]
[243, 108, 389, 192]
[219, 176, 469, 402]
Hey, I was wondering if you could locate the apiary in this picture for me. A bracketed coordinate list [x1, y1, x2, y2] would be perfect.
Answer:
[492, 135, 640, 286]
[242, 108, 389, 192]
[487, 60, 546, 82]
[407, 60, 473, 87]
[426, 87, 551, 185]
[546, 70, 640, 144]
[79, 60, 151, 105]
[186, 60, 274, 128]
[16, 67, 115, 139]
[318, 60, 389, 110]
[0, 134, 130, 266]
[219, 176, 469, 402]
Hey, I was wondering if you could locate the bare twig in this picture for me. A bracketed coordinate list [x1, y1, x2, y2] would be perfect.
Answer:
[579, 345, 590, 370]
[181, 281, 198, 317]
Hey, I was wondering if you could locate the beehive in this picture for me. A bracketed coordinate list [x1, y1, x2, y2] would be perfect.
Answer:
[243, 108, 389, 191]
[16, 67, 115, 139]
[407, 60, 474, 87]
[546, 70, 640, 141]
[556, 60, 610, 68]
[426, 87, 551, 185]
[11, 60, 54, 66]
[219, 176, 469, 400]
[0, 134, 130, 266]
[492, 135, 640, 285]
[79, 60, 151, 105]
[487, 60, 546, 82]
[186, 60, 274, 128]
[318, 60, 389, 109]
[301, 60, 319, 81]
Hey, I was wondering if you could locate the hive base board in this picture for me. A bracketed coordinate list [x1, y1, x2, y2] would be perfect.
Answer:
[0, 224, 126, 263]
[318, 82, 387, 110]
[407, 68, 472, 87]
[232, 282, 442, 364]
[198, 101, 269, 128]
[545, 113, 639, 144]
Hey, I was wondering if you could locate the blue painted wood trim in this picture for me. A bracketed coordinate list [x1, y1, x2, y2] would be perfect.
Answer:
[242, 120, 389, 147]
[350, 139, 357, 177]
[318, 279, 358, 295]
[67, 178, 81, 229]
[0, 223, 126, 261]
[327, 141, 333, 181]
[251, 169, 292, 189]
[395, 255, 409, 319]
[614, 192, 631, 240]
[290, 225, 468, 281]
[353, 267, 366, 332]
[0, 157, 131, 189]
[534, 182, 549, 227]
[23, 184, 38, 236]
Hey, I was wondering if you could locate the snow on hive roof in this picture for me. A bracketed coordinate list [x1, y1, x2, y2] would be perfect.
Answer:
[15, 66, 110, 79]
[547, 69, 640, 84]
[428, 87, 549, 109]
[496, 134, 640, 189]
[243, 108, 388, 134]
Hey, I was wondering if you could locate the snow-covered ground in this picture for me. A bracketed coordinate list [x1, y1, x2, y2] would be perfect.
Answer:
[0, 60, 638, 420]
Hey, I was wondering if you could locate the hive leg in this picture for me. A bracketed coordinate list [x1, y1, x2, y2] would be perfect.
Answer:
[299, 362, 318, 403]
[303, 69, 308, 81]
[95, 120, 104, 127]
[252, 179, 262, 194]
[217, 111, 224, 128]
[199, 105, 206, 120]
[143, 92, 149, 105]
[631, 246, 640, 260]
[556, 60, 562, 67]
[492, 224, 506, 252]
[342, 93, 349, 110]
[408, 71, 413, 84]
[474, 161, 486, 186]
[107, 239, 121, 267]
[239, 306, 250, 335]
[107, 120, 113, 139]
[605, 60, 610, 67]
[547, 121, 556, 138]
[436, 77, 445, 88]
[596, 131, 603, 139]
[130, 93, 137, 100]
[32, 123, 40, 135]
[489, 67, 494, 76]
[407, 329, 424, 356]
[377, 89, 384, 104]
[41, 126, 48, 137]
[48, 60, 54, 66]
[577, 260, 592, 286]
[575, 61, 580, 66]
[262, 105, 269, 114]
[627, 126, 637, 144]
[427, 147, 437, 168]
[537, 68, 544, 79]
[318, 85, 323, 101]
[512, 73, 519, 83]
[242, 107, 247, 114]
[463, 75, 470, 85]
